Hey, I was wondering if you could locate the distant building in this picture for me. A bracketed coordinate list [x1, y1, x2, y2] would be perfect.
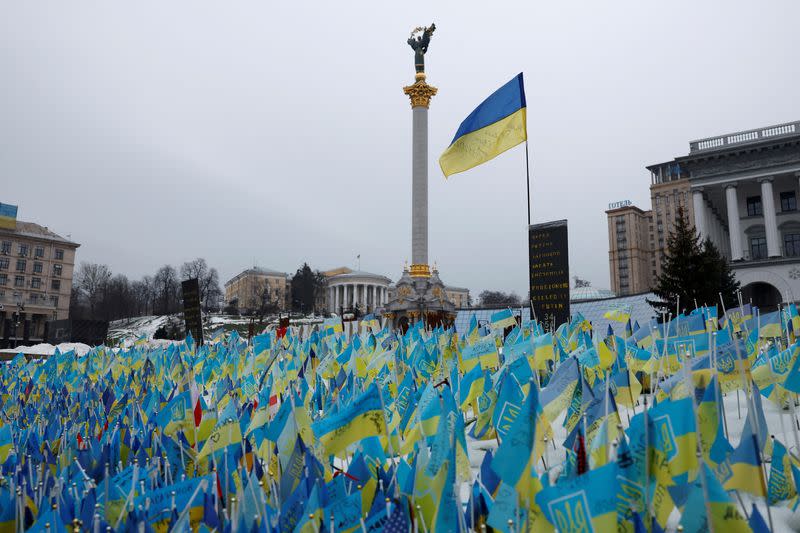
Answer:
[570, 281, 615, 302]
[445, 286, 470, 308]
[321, 266, 470, 315]
[224, 267, 290, 315]
[0, 220, 79, 346]
[324, 267, 391, 315]
[608, 120, 800, 308]
[606, 204, 657, 295]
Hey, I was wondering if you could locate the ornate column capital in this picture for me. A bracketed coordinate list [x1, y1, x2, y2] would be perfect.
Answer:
[409, 264, 431, 278]
[758, 176, 774, 184]
[724, 183, 737, 190]
[403, 80, 438, 108]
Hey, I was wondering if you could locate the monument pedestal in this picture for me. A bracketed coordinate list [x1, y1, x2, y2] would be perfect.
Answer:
[385, 266, 455, 331]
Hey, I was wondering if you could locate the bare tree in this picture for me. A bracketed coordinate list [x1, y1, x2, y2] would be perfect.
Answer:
[180, 258, 222, 311]
[248, 280, 278, 324]
[75, 262, 112, 318]
[153, 265, 179, 315]
[478, 290, 521, 307]
[128, 275, 155, 316]
[100, 274, 135, 320]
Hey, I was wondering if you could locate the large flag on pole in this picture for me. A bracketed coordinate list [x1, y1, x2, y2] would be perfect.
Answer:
[0, 203, 17, 230]
[439, 73, 527, 177]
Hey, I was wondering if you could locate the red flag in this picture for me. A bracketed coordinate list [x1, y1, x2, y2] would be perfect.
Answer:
[574, 432, 588, 475]
[193, 398, 202, 427]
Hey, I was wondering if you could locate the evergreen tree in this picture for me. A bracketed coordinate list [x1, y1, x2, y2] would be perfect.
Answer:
[648, 206, 739, 315]
[700, 237, 740, 310]
[290, 263, 327, 314]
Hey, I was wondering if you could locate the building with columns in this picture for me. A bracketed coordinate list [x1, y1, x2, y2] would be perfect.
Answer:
[325, 269, 391, 315]
[608, 120, 800, 309]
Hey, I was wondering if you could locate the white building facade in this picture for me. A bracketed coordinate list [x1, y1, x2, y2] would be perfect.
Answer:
[327, 270, 391, 315]
[657, 121, 800, 308]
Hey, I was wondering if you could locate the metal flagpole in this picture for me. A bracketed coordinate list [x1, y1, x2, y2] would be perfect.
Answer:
[525, 140, 534, 328]
[525, 141, 532, 226]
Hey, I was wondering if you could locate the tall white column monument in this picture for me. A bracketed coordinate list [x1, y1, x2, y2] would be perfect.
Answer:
[385, 24, 456, 329]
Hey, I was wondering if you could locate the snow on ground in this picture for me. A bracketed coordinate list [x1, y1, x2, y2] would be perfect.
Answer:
[207, 315, 252, 326]
[0, 342, 92, 357]
[107, 315, 169, 345]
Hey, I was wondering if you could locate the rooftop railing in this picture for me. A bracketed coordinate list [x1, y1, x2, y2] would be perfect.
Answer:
[689, 121, 800, 153]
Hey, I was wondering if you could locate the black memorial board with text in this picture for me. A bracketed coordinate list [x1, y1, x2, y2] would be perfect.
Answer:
[529, 220, 569, 330]
[181, 278, 204, 346]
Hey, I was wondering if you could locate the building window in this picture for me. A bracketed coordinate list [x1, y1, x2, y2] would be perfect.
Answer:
[50, 295, 59, 307]
[18, 244, 28, 257]
[16, 259, 26, 272]
[34, 246, 44, 258]
[33, 262, 43, 274]
[750, 236, 767, 260]
[0, 274, 6, 285]
[51, 279, 61, 291]
[31, 277, 41, 289]
[1, 241, 10, 254]
[55, 249, 64, 260]
[747, 196, 763, 216]
[781, 192, 797, 212]
[53, 264, 62, 277]
[0, 258, 7, 270]
[14, 275, 24, 287]
[785, 234, 800, 257]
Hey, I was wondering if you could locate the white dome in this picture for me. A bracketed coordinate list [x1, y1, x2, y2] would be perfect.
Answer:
[570, 285, 615, 302]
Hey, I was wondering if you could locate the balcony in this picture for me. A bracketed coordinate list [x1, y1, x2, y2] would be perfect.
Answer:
[690, 121, 800, 153]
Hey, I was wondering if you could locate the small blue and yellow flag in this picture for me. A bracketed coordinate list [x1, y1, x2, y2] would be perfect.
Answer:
[603, 306, 631, 323]
[490, 308, 517, 330]
[311, 382, 386, 456]
[0, 424, 13, 464]
[439, 73, 527, 177]
[536, 462, 619, 533]
[721, 420, 767, 497]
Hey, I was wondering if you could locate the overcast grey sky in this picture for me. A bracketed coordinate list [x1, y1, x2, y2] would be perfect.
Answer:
[2, 1, 799, 297]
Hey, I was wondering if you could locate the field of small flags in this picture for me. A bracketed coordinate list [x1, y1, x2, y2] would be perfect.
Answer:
[3, 304, 800, 532]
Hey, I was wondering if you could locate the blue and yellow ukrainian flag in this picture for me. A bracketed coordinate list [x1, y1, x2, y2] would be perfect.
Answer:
[681, 463, 750, 533]
[439, 74, 527, 177]
[491, 382, 549, 496]
[536, 462, 618, 533]
[603, 306, 631, 323]
[650, 397, 698, 483]
[768, 438, 796, 504]
[311, 382, 386, 457]
[531, 332, 555, 369]
[0, 424, 13, 464]
[0, 204, 17, 230]
[459, 364, 486, 409]
[721, 421, 767, 497]
[490, 308, 517, 330]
